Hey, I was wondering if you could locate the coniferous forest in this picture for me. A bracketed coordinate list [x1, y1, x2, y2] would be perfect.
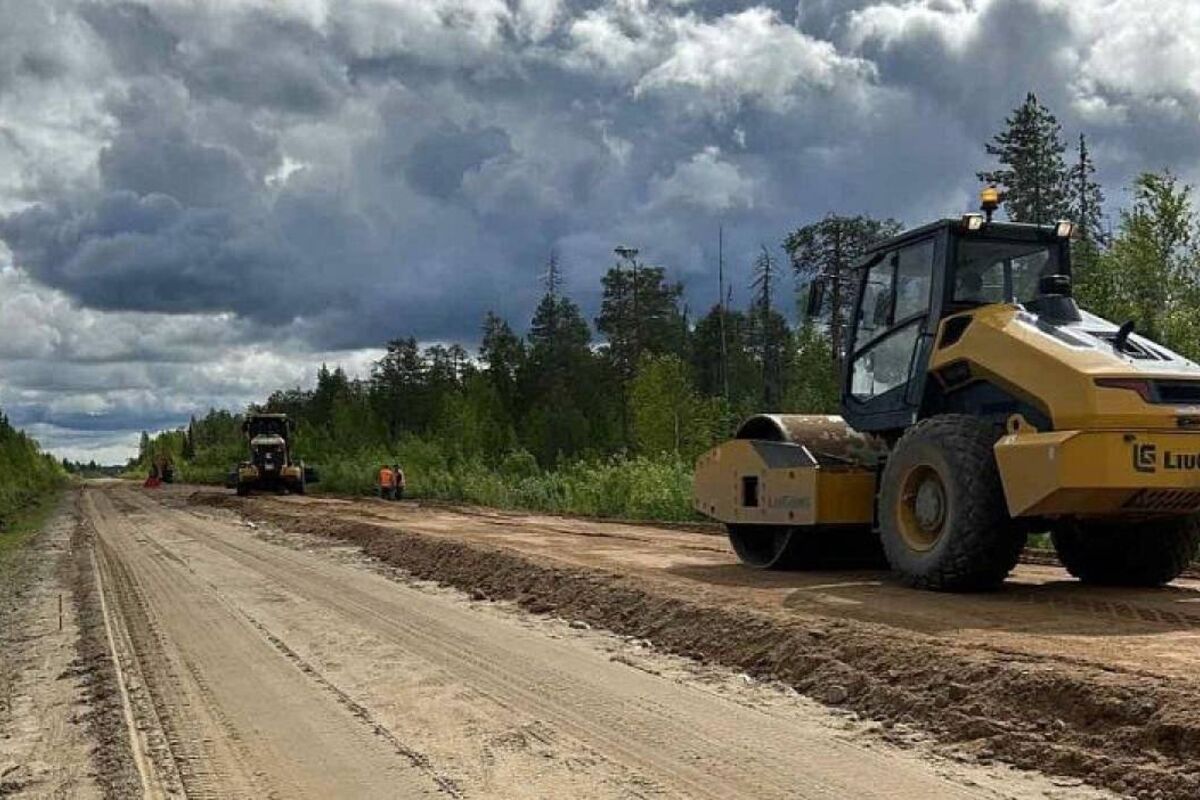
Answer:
[134, 94, 1200, 520]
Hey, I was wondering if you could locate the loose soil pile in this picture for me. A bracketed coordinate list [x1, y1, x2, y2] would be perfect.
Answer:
[194, 492, 1200, 799]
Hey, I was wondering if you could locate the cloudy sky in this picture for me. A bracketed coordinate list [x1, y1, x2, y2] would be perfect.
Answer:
[2, 0, 1198, 462]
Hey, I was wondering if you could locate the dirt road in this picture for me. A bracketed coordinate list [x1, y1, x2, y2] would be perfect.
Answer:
[247, 493, 1200, 683]
[178, 486, 1200, 799]
[6, 481, 1120, 799]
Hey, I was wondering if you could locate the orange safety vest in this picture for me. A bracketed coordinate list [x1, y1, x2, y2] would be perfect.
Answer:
[379, 467, 394, 487]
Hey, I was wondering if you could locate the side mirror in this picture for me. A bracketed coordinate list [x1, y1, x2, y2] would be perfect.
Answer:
[805, 280, 826, 318]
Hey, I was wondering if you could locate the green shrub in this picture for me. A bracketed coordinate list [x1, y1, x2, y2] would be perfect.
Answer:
[0, 418, 65, 529]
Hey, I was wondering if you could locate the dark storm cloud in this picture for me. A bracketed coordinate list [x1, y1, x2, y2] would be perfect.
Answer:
[0, 191, 328, 322]
[406, 125, 512, 199]
[77, 2, 180, 76]
[6, 0, 1200, 371]
[1, 0, 893, 349]
[79, 2, 348, 115]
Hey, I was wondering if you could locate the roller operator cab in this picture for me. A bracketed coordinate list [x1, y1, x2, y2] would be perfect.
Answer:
[226, 413, 319, 496]
[695, 193, 1200, 590]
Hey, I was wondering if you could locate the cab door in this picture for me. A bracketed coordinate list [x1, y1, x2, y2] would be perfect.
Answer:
[842, 236, 939, 432]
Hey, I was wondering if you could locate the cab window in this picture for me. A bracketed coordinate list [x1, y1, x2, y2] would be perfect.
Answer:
[853, 238, 934, 351]
[851, 325, 921, 400]
[856, 255, 895, 344]
[955, 240, 1061, 306]
[849, 237, 935, 402]
[893, 240, 935, 321]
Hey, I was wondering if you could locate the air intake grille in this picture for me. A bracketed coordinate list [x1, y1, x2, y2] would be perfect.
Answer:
[1123, 489, 1200, 513]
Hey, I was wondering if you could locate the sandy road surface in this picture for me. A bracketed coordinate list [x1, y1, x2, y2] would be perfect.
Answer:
[69, 481, 1108, 799]
[247, 492, 1200, 683]
[166, 486, 1200, 798]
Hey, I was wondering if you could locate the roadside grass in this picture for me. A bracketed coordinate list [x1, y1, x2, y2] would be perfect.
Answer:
[0, 490, 64, 579]
[291, 444, 698, 522]
[0, 488, 65, 721]
[160, 437, 699, 523]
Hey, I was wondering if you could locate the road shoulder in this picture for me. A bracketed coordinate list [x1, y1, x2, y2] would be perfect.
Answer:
[0, 490, 129, 798]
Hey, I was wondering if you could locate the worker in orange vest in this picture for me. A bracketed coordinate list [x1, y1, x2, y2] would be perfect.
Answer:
[378, 464, 395, 500]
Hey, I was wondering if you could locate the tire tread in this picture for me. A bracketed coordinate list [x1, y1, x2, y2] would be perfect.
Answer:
[880, 415, 1023, 591]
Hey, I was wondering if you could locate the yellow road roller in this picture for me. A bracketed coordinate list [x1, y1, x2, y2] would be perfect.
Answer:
[695, 194, 1200, 590]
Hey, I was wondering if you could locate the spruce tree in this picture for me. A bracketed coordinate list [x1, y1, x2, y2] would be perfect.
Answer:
[520, 255, 602, 464]
[1068, 132, 1107, 245]
[689, 305, 756, 407]
[182, 417, 196, 460]
[596, 254, 686, 444]
[978, 92, 1070, 224]
[480, 311, 525, 419]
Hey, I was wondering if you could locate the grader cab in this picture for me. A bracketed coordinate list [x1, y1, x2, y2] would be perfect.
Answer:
[696, 191, 1200, 590]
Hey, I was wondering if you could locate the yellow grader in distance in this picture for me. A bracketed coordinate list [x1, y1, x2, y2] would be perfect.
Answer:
[226, 413, 317, 496]
[695, 191, 1200, 591]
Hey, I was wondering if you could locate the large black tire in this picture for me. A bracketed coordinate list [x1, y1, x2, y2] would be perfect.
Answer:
[727, 524, 886, 570]
[235, 483, 250, 497]
[1052, 516, 1200, 586]
[878, 415, 1024, 591]
[293, 462, 307, 495]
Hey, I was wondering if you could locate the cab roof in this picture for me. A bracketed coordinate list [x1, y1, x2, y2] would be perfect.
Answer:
[856, 219, 1070, 269]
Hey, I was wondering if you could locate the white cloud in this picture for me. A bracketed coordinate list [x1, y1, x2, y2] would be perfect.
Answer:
[844, 0, 982, 55]
[1064, 0, 1200, 111]
[647, 146, 756, 212]
[636, 8, 876, 114]
[513, 0, 563, 42]
[565, 4, 876, 114]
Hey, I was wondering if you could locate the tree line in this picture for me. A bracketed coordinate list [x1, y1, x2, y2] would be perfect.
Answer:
[0, 413, 63, 526]
[135, 92, 1200, 508]
[147, 243, 846, 479]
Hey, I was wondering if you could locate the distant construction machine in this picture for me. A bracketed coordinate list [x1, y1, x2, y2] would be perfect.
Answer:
[144, 455, 174, 488]
[695, 188, 1200, 591]
[226, 413, 318, 496]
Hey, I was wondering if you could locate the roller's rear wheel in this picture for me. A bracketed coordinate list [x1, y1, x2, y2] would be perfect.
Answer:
[879, 415, 1023, 591]
[1052, 516, 1200, 586]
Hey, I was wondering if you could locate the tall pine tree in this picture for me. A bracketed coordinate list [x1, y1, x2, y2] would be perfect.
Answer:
[784, 215, 901, 361]
[978, 93, 1070, 224]
[596, 262, 687, 380]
